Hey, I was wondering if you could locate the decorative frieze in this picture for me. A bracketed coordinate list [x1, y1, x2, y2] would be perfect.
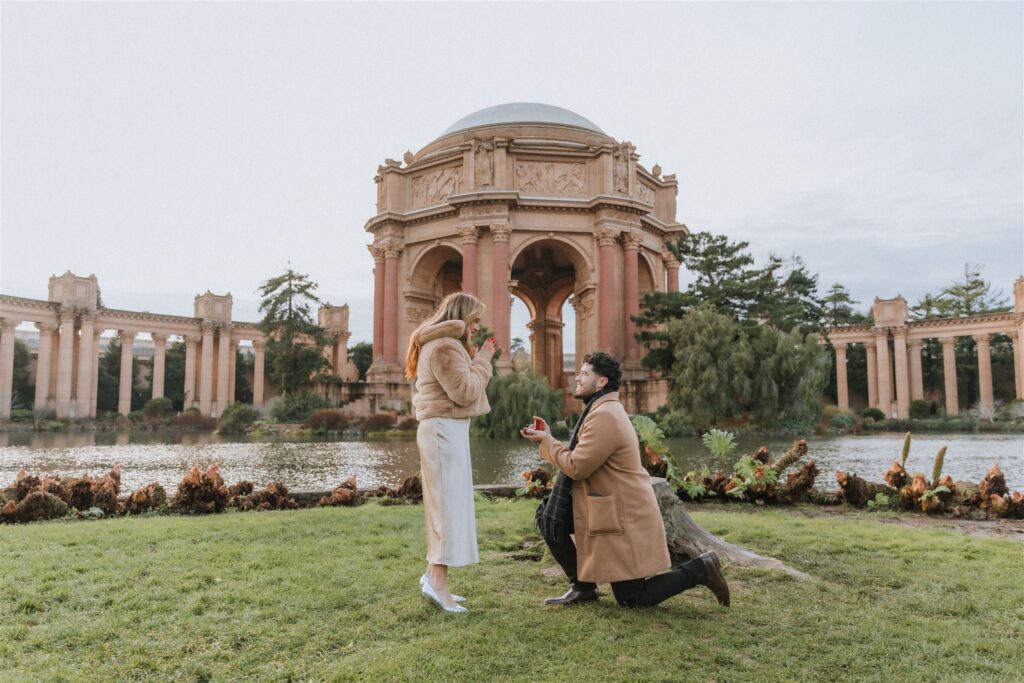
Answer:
[412, 166, 462, 206]
[515, 161, 586, 195]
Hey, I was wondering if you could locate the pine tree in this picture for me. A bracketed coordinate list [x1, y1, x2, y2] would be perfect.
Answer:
[257, 268, 328, 396]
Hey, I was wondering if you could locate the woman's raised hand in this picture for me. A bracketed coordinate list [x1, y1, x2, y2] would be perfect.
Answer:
[478, 336, 498, 360]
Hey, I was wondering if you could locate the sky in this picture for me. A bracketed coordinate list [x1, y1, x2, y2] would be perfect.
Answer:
[2, 1, 1022, 350]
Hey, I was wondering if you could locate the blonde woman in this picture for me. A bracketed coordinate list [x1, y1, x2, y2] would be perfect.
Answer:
[405, 292, 497, 613]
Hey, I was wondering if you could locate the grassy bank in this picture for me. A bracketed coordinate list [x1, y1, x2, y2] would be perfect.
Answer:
[1, 501, 1021, 681]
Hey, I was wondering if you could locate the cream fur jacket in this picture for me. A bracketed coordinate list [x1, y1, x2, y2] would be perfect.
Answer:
[411, 320, 493, 421]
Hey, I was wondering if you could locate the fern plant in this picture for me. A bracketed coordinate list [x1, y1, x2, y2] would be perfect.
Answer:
[702, 429, 737, 471]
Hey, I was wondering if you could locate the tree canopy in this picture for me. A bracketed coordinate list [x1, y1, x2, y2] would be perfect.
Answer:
[257, 268, 329, 396]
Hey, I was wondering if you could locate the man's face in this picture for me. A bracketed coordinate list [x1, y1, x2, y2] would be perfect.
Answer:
[573, 363, 607, 400]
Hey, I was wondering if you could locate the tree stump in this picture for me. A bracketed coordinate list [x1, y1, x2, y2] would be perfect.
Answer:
[652, 478, 812, 581]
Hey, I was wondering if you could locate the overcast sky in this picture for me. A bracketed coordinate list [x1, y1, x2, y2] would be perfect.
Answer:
[2, 1, 1021, 349]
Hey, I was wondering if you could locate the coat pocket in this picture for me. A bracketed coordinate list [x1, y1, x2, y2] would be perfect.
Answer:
[586, 494, 623, 536]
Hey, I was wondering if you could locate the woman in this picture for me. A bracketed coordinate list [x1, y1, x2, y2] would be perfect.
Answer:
[405, 292, 497, 613]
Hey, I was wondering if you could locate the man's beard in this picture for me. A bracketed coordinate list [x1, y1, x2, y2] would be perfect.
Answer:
[573, 384, 595, 400]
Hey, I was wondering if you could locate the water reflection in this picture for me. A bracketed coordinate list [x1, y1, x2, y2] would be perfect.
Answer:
[0, 430, 1020, 492]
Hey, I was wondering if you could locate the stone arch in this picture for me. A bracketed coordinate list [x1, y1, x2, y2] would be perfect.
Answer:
[407, 242, 463, 296]
[510, 237, 592, 391]
[638, 250, 658, 295]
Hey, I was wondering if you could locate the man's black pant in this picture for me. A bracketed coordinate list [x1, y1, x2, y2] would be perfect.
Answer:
[541, 522, 709, 608]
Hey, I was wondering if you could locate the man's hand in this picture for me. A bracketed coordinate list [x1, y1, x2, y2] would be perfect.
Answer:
[520, 415, 551, 443]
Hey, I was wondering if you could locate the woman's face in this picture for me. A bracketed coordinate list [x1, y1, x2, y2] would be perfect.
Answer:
[468, 315, 481, 336]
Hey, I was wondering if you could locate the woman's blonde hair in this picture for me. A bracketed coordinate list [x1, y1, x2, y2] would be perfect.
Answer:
[404, 292, 486, 380]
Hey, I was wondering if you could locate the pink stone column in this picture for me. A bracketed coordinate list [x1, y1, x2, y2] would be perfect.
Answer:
[665, 254, 680, 293]
[0, 320, 18, 419]
[216, 328, 232, 415]
[118, 331, 135, 416]
[941, 338, 958, 416]
[459, 226, 479, 295]
[369, 245, 385, 362]
[908, 339, 924, 401]
[1014, 330, 1024, 400]
[253, 339, 266, 407]
[489, 224, 512, 354]
[55, 311, 76, 418]
[184, 335, 198, 410]
[975, 334, 994, 419]
[199, 324, 215, 415]
[90, 331, 100, 418]
[382, 242, 403, 365]
[622, 232, 642, 361]
[893, 330, 911, 419]
[875, 333, 892, 417]
[865, 342, 878, 408]
[151, 334, 167, 399]
[597, 228, 619, 354]
[834, 342, 849, 410]
[34, 323, 56, 411]
[75, 316, 95, 418]
[228, 340, 238, 404]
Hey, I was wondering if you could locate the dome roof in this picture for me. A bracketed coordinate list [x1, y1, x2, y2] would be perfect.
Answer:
[440, 102, 605, 137]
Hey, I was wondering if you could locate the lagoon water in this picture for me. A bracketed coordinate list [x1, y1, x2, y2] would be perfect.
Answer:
[1, 430, 1021, 493]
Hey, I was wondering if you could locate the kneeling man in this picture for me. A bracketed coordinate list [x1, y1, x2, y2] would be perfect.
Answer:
[522, 352, 729, 608]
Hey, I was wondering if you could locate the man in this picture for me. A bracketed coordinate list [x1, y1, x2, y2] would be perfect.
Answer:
[522, 351, 730, 608]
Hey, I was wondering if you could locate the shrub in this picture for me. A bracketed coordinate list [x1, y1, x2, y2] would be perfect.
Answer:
[471, 372, 563, 439]
[173, 411, 217, 430]
[397, 417, 418, 431]
[217, 402, 259, 434]
[909, 399, 931, 420]
[656, 409, 695, 437]
[143, 397, 174, 419]
[171, 465, 230, 514]
[8, 409, 34, 423]
[831, 414, 853, 429]
[861, 407, 885, 421]
[318, 475, 364, 507]
[269, 391, 328, 423]
[361, 413, 396, 432]
[234, 482, 298, 511]
[304, 409, 350, 434]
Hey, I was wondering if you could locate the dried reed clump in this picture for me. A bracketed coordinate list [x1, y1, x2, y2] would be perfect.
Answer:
[318, 475, 364, 507]
[235, 482, 299, 511]
[171, 464, 230, 514]
[1, 490, 69, 523]
[836, 470, 895, 508]
[126, 482, 168, 515]
[779, 459, 819, 502]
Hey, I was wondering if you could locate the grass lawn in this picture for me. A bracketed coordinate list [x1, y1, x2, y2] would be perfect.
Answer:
[1, 500, 1021, 682]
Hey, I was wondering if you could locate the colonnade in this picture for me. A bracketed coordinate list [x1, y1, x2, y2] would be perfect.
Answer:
[828, 282, 1024, 419]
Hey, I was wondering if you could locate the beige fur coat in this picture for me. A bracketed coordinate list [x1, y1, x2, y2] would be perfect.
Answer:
[411, 320, 493, 421]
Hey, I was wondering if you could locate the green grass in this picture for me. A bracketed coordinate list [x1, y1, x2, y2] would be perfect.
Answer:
[1, 501, 1021, 682]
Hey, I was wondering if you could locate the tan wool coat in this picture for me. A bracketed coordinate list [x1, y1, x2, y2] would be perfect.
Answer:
[539, 392, 671, 583]
[411, 320, 492, 421]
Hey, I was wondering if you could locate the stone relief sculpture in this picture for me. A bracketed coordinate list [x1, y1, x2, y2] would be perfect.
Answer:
[515, 161, 586, 195]
[635, 181, 654, 205]
[473, 138, 494, 187]
[375, 172, 388, 212]
[412, 166, 463, 206]
[613, 143, 630, 194]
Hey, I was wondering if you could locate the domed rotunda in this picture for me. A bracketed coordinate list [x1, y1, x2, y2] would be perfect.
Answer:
[365, 103, 686, 413]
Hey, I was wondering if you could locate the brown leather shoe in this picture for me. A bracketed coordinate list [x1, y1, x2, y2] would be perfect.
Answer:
[543, 588, 600, 606]
[698, 551, 730, 607]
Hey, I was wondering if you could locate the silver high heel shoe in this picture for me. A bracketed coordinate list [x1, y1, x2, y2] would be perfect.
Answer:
[420, 575, 466, 603]
[420, 575, 468, 613]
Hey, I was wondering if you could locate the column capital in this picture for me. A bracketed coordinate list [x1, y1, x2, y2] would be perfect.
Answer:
[252, 338, 266, 350]
[58, 308, 76, 323]
[201, 322, 217, 334]
[457, 225, 479, 245]
[489, 223, 511, 243]
[973, 333, 992, 344]
[367, 244, 385, 263]
[892, 328, 908, 339]
[0, 319, 18, 332]
[622, 232, 642, 251]
[832, 341, 848, 352]
[661, 250, 680, 269]
[378, 237, 404, 259]
[151, 333, 168, 344]
[118, 330, 136, 343]
[184, 334, 201, 344]
[35, 321, 59, 333]
[907, 338, 923, 349]
[595, 227, 619, 247]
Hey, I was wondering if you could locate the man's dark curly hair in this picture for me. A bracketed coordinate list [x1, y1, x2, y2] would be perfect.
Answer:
[582, 351, 621, 391]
